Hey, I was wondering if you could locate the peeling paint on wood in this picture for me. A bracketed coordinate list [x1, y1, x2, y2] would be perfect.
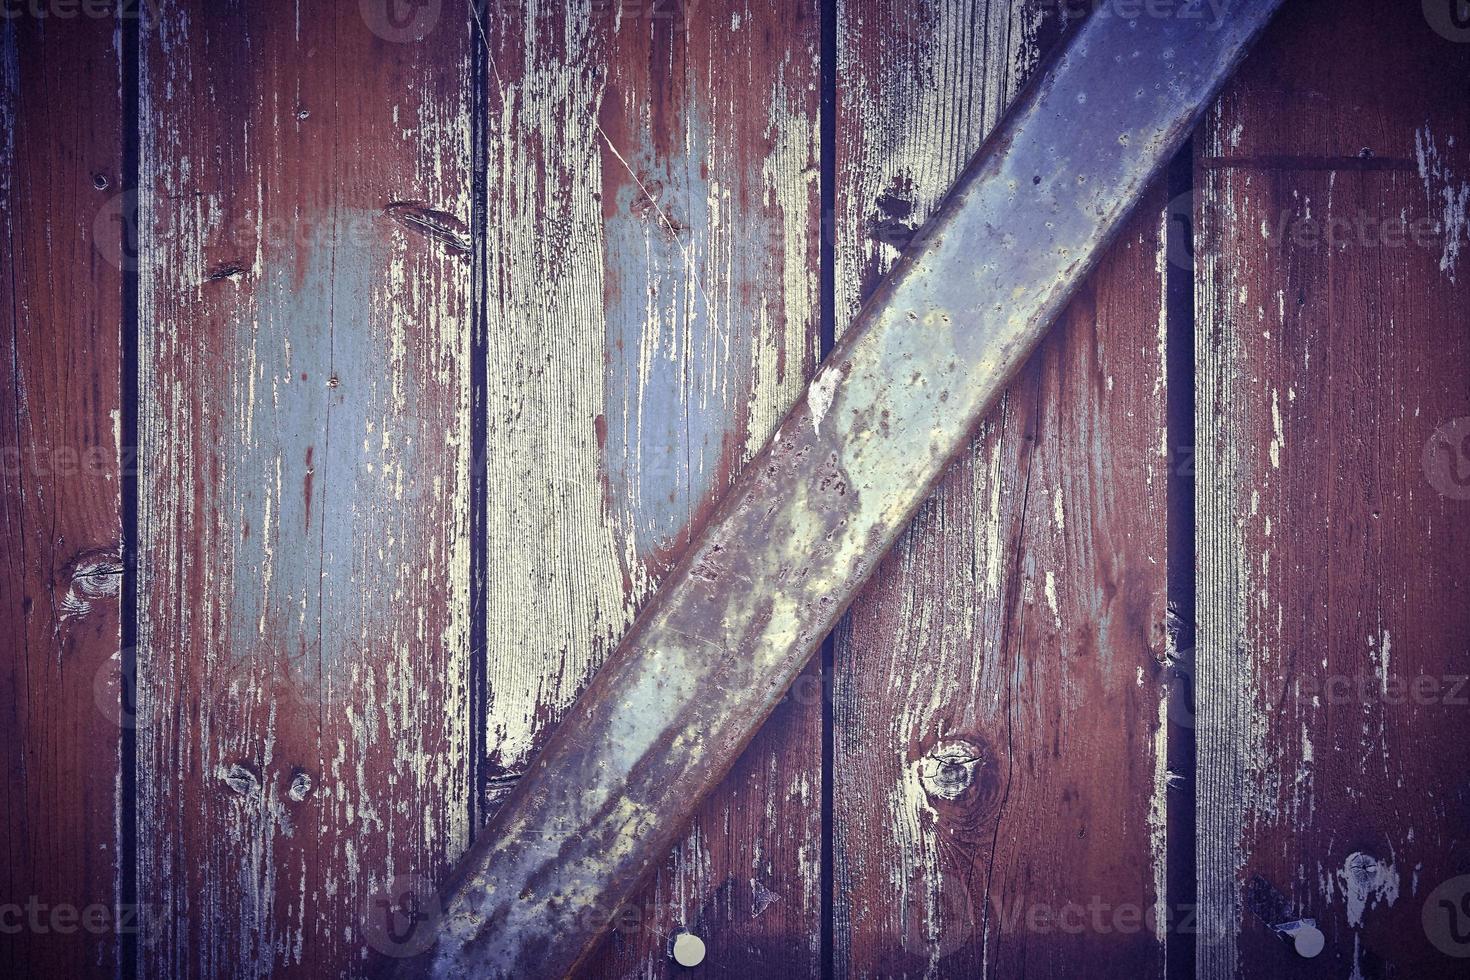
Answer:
[423, 3, 1280, 974]
[1195, 2, 1470, 976]
[11, 2, 1458, 977]
[477, 0, 822, 975]
[136, 3, 473, 976]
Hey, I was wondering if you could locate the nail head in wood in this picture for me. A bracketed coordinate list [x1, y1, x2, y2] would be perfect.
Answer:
[1292, 924, 1325, 958]
[671, 931, 705, 968]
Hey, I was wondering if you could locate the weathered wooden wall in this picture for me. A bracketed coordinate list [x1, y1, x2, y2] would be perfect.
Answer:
[832, 1, 1173, 975]
[477, 1, 823, 974]
[135, 3, 474, 976]
[1, 12, 125, 980]
[1196, 0, 1470, 976]
[3, 1, 1468, 978]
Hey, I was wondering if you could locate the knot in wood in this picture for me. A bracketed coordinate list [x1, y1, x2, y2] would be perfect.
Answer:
[58, 548, 124, 622]
[221, 762, 261, 798]
[288, 768, 313, 802]
[917, 739, 986, 802]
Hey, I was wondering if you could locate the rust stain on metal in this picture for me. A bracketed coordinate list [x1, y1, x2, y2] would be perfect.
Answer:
[399, 3, 1285, 977]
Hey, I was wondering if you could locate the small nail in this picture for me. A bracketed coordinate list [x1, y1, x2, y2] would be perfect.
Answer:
[1274, 918, 1325, 959]
[671, 931, 705, 968]
[1292, 924, 1325, 958]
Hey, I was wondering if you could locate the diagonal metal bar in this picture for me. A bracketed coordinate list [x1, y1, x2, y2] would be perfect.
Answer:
[405, 2, 1283, 976]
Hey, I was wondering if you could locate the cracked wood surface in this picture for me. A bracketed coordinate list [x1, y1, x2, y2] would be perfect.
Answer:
[1195, 1, 1470, 976]
[831, 1, 1172, 976]
[1, 14, 124, 980]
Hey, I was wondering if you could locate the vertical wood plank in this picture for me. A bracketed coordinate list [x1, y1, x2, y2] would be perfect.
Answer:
[832, 1, 1173, 974]
[1, 13, 124, 979]
[479, 0, 822, 973]
[136, 2, 472, 975]
[1196, 1, 1470, 976]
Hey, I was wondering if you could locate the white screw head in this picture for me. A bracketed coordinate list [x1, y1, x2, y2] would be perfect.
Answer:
[671, 931, 706, 968]
[1293, 925, 1325, 958]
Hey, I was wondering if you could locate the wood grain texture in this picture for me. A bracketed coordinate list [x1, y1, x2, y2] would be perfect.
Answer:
[1, 14, 124, 980]
[478, 0, 822, 974]
[1195, 1, 1470, 977]
[135, 2, 473, 976]
[832, 1, 1172, 975]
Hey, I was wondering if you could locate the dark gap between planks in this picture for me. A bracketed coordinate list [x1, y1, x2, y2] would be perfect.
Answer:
[1164, 140, 1197, 980]
[469, 0, 492, 838]
[119, 6, 142, 980]
[819, 0, 839, 976]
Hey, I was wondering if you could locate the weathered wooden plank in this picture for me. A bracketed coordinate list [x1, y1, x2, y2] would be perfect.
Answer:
[478, 0, 822, 974]
[136, 3, 472, 976]
[0, 13, 125, 979]
[832, 1, 1172, 974]
[1196, 1, 1470, 976]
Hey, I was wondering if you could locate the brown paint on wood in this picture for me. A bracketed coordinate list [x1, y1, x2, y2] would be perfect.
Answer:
[1195, 1, 1470, 977]
[832, 1, 1171, 974]
[478, 1, 822, 975]
[136, 4, 473, 976]
[0, 14, 124, 979]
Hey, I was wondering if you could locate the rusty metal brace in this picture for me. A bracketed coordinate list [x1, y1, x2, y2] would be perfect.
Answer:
[401, 2, 1285, 975]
